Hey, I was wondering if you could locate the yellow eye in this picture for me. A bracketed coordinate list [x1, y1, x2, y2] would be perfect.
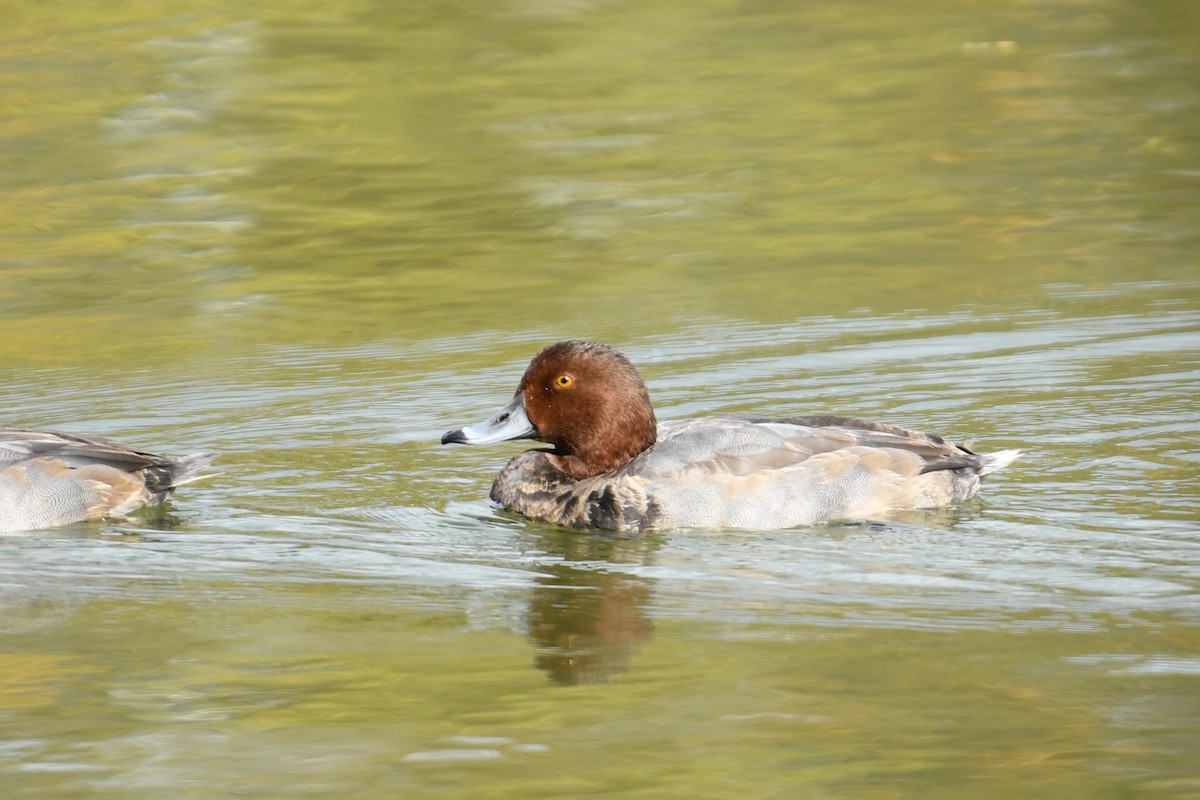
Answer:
[555, 374, 574, 388]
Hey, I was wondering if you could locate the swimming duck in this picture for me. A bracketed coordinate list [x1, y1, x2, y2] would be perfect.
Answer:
[441, 340, 1020, 532]
[0, 428, 216, 533]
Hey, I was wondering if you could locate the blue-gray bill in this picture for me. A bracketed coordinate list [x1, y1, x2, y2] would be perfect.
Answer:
[441, 394, 537, 446]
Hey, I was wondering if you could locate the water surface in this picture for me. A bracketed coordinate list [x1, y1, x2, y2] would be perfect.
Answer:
[2, 1, 1198, 798]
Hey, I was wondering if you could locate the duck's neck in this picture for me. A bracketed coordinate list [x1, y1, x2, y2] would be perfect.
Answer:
[549, 424, 656, 480]
[548, 453, 603, 481]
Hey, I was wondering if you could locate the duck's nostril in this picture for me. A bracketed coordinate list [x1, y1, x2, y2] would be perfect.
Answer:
[497, 412, 510, 423]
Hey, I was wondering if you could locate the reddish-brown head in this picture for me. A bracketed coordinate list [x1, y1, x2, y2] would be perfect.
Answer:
[518, 341, 657, 480]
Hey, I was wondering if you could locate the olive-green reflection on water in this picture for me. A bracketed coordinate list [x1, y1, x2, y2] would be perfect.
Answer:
[2, 576, 1193, 799]
[3, 0, 1198, 367]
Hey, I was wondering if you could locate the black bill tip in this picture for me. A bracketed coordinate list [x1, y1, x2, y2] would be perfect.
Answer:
[441, 428, 467, 445]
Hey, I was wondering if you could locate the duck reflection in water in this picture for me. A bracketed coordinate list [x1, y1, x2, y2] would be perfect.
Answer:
[526, 530, 657, 685]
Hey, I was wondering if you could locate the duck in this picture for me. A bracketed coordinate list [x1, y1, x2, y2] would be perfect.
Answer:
[0, 428, 217, 534]
[441, 340, 1020, 532]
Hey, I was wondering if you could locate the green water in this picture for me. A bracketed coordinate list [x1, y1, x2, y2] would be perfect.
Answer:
[2, 1, 1198, 798]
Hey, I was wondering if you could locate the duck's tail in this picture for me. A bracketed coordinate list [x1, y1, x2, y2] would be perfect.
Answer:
[978, 448, 1021, 476]
[142, 451, 220, 504]
[167, 451, 220, 488]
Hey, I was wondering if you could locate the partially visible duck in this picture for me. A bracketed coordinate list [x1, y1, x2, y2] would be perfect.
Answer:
[0, 428, 216, 533]
[441, 340, 1020, 532]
